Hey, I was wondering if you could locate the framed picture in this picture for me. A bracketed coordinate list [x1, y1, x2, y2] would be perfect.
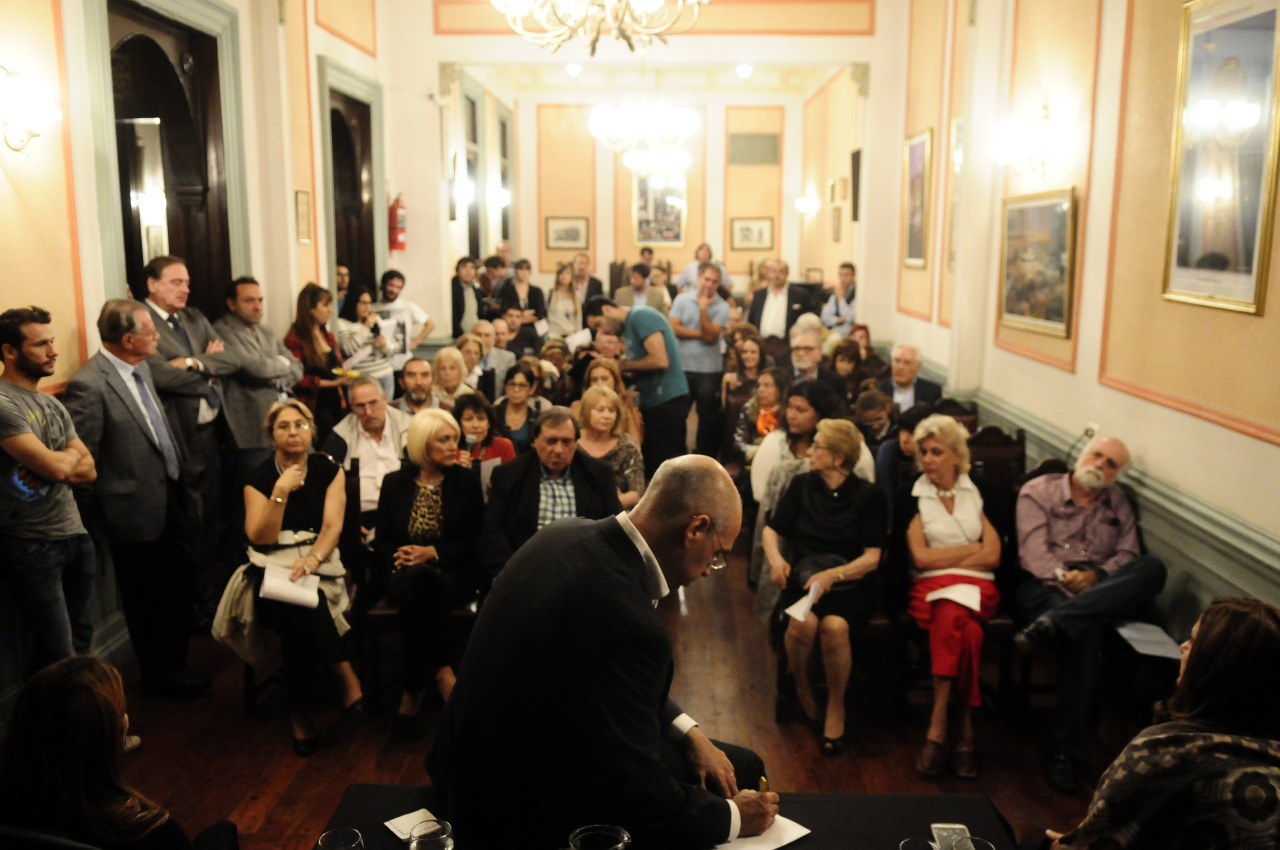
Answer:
[850, 149, 862, 221]
[633, 172, 686, 245]
[1163, 0, 1280, 314]
[903, 130, 932, 268]
[1000, 188, 1077, 338]
[804, 268, 824, 283]
[831, 206, 842, 242]
[545, 216, 589, 251]
[295, 191, 312, 244]
[730, 217, 774, 251]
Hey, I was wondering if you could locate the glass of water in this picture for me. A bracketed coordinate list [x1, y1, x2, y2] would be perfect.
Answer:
[409, 819, 453, 850]
[569, 824, 630, 850]
[317, 828, 364, 850]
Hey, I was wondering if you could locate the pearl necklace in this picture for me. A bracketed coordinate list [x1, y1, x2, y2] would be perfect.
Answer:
[935, 483, 957, 499]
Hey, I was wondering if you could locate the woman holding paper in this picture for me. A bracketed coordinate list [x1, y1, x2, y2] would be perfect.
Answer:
[244, 399, 363, 757]
[763, 418, 886, 756]
[900, 414, 1001, 779]
[334, 285, 395, 398]
[374, 409, 485, 736]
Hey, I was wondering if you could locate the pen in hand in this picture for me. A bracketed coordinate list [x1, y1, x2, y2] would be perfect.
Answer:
[759, 777, 769, 793]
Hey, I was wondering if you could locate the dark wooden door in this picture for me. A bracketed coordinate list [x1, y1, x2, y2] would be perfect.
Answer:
[329, 91, 374, 295]
[109, 0, 230, 320]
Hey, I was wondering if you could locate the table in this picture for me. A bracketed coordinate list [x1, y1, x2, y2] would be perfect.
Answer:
[322, 784, 1017, 850]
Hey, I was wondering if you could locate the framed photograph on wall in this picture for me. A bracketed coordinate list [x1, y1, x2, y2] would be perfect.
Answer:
[903, 130, 932, 268]
[294, 191, 312, 244]
[1163, 0, 1280, 314]
[545, 217, 589, 251]
[831, 206, 842, 242]
[730, 217, 774, 251]
[634, 172, 686, 245]
[1000, 188, 1077, 338]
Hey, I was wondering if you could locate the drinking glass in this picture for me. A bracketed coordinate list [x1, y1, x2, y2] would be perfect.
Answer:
[899, 839, 939, 850]
[317, 828, 364, 850]
[409, 819, 453, 850]
[569, 824, 631, 850]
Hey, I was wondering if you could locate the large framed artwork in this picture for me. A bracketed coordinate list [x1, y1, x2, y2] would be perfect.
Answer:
[634, 172, 686, 245]
[903, 130, 932, 268]
[545, 217, 589, 251]
[1163, 0, 1280, 314]
[1000, 188, 1077, 338]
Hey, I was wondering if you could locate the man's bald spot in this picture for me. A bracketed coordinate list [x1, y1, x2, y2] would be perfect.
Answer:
[637, 455, 741, 533]
[1080, 435, 1130, 471]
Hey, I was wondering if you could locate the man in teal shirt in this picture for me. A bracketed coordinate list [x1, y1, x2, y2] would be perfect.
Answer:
[586, 296, 689, 478]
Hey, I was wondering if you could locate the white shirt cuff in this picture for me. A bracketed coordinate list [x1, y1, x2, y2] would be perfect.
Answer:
[668, 712, 698, 740]
[727, 800, 741, 841]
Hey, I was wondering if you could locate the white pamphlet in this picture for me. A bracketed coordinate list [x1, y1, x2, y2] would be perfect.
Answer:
[1114, 620, 1183, 659]
[480, 457, 501, 500]
[716, 815, 811, 850]
[534, 318, 550, 338]
[784, 582, 821, 622]
[564, 327, 593, 352]
[385, 807, 438, 843]
[924, 582, 982, 612]
[258, 564, 320, 608]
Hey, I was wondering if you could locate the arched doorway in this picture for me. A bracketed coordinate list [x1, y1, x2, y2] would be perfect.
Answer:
[109, 0, 231, 319]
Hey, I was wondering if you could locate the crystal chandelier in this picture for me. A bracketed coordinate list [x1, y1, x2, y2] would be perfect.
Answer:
[489, 0, 710, 55]
[590, 102, 699, 174]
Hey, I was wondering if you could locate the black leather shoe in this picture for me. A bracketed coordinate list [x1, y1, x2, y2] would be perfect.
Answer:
[293, 736, 319, 757]
[1015, 617, 1057, 655]
[1046, 751, 1081, 795]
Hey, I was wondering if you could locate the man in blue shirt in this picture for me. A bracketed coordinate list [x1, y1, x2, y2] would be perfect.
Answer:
[669, 263, 730, 458]
[586, 295, 689, 479]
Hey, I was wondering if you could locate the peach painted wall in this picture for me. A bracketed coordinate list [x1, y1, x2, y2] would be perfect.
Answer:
[287, 0, 320, 288]
[723, 107, 784, 277]
[1101, 0, 1280, 444]
[316, 0, 376, 56]
[822, 71, 864, 284]
[938, 0, 967, 327]
[537, 105, 596, 273]
[0, 0, 86, 384]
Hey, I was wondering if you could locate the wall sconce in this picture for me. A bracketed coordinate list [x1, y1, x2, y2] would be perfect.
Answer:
[794, 196, 820, 214]
[0, 65, 62, 152]
[992, 102, 1050, 178]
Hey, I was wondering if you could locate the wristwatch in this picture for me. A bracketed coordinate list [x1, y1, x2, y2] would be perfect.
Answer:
[184, 356, 196, 371]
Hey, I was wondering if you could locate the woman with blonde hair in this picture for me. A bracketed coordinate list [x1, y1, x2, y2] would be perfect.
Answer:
[431, 345, 474, 412]
[576, 385, 646, 509]
[374, 408, 484, 734]
[572, 356, 643, 444]
[455, 332, 485, 390]
[898, 413, 1001, 778]
[0, 656, 239, 848]
[764, 418, 887, 754]
[546, 262, 583, 338]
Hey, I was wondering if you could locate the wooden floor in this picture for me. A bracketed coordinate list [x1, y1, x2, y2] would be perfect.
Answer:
[120, 543, 1099, 849]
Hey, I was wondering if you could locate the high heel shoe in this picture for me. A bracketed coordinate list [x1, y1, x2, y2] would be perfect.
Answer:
[820, 735, 846, 756]
[293, 736, 319, 757]
[916, 739, 947, 776]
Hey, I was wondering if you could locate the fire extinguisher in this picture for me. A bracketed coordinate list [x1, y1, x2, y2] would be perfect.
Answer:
[389, 194, 407, 251]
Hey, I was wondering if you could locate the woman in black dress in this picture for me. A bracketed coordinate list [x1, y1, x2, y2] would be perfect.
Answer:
[244, 400, 363, 756]
[499, 258, 547, 325]
[763, 418, 887, 755]
[374, 408, 485, 735]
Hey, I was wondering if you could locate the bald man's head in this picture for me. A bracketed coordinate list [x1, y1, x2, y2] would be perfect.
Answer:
[631, 455, 742, 588]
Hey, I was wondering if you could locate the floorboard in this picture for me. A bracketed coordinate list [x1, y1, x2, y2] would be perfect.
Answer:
[120, 540, 1103, 849]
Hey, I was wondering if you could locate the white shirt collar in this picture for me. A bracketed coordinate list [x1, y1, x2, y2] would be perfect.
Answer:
[911, 472, 978, 498]
[615, 511, 669, 603]
[101, 347, 141, 380]
[145, 298, 172, 323]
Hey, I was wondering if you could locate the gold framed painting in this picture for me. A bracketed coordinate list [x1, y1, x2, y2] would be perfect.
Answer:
[633, 172, 686, 246]
[1000, 188, 1077, 338]
[903, 130, 932, 268]
[1163, 0, 1280, 315]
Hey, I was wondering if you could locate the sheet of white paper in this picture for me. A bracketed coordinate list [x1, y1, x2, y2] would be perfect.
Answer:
[785, 582, 821, 622]
[716, 815, 811, 850]
[480, 458, 500, 500]
[384, 807, 438, 843]
[924, 583, 982, 612]
[1114, 620, 1183, 659]
[564, 327, 593, 352]
[534, 318, 550, 338]
[259, 564, 320, 608]
[342, 343, 374, 368]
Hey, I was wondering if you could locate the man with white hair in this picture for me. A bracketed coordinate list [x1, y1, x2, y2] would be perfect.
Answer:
[877, 342, 942, 410]
[472, 319, 516, 397]
[1013, 435, 1167, 795]
[786, 326, 845, 398]
[430, 455, 779, 849]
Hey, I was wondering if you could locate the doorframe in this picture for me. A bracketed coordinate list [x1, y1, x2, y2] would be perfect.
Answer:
[81, 0, 251, 298]
[318, 57, 387, 291]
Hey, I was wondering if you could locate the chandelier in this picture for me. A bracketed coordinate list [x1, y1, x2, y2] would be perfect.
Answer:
[590, 102, 699, 174]
[488, 0, 710, 55]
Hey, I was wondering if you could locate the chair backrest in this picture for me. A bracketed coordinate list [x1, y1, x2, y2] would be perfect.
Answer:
[933, 397, 979, 434]
[0, 825, 102, 850]
[608, 261, 628, 296]
[968, 424, 1026, 497]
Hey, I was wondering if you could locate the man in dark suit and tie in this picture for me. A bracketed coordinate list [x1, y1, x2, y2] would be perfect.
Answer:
[572, 251, 606, 301]
[430, 455, 779, 849]
[479, 406, 622, 581]
[141, 255, 241, 627]
[877, 342, 943, 411]
[63, 299, 209, 697]
[746, 259, 814, 356]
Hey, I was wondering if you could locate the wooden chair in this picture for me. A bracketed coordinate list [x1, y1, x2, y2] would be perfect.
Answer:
[608, 261, 628, 296]
[968, 424, 1027, 499]
[933, 397, 979, 435]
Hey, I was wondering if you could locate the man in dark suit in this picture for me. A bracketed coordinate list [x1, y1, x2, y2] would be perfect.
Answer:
[141, 255, 241, 627]
[63, 299, 208, 697]
[746, 259, 814, 351]
[877, 342, 943, 411]
[572, 251, 606, 301]
[480, 407, 622, 580]
[430, 455, 778, 849]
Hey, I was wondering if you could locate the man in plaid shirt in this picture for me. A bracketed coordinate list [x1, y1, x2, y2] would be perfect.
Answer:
[1013, 435, 1166, 796]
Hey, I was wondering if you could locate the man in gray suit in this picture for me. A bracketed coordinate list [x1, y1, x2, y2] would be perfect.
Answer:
[212, 276, 303, 471]
[141, 255, 241, 627]
[63, 300, 209, 697]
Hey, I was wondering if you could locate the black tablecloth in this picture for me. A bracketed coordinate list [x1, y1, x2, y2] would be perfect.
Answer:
[322, 784, 1016, 850]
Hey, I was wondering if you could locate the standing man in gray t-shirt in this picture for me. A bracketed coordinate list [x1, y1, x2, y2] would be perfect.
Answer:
[0, 306, 98, 673]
